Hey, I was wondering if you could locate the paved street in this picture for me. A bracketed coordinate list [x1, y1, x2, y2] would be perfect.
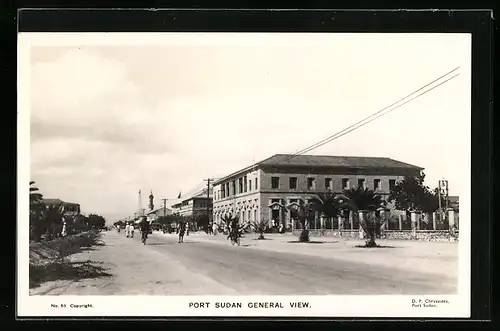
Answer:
[30, 230, 458, 295]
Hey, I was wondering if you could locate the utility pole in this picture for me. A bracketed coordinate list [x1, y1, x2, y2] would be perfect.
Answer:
[163, 198, 167, 226]
[203, 178, 214, 233]
[438, 179, 449, 223]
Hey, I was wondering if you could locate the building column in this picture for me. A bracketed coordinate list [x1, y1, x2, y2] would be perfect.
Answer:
[432, 212, 437, 230]
[268, 206, 272, 226]
[411, 210, 421, 238]
[448, 208, 456, 230]
[286, 202, 291, 230]
[349, 211, 354, 230]
[398, 215, 403, 230]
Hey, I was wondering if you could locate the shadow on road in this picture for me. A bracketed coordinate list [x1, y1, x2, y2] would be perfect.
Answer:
[354, 245, 397, 249]
[287, 240, 337, 244]
[29, 259, 112, 289]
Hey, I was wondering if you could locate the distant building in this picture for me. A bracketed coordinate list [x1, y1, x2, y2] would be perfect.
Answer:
[42, 198, 81, 217]
[171, 189, 213, 218]
[147, 206, 173, 221]
[211, 154, 423, 230]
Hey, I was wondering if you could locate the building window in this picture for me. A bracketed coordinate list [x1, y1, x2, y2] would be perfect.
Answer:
[289, 177, 297, 189]
[254, 209, 258, 222]
[244, 176, 248, 192]
[239, 178, 243, 194]
[271, 177, 280, 189]
[307, 177, 316, 190]
[232, 180, 236, 196]
[325, 178, 332, 190]
[358, 178, 366, 189]
[255, 178, 258, 190]
[389, 179, 396, 190]
[342, 178, 350, 190]
[374, 179, 381, 190]
[248, 210, 251, 221]
[249, 180, 252, 191]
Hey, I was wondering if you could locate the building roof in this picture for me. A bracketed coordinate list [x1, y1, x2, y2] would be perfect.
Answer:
[43, 198, 80, 205]
[42, 198, 65, 205]
[174, 188, 213, 205]
[147, 207, 173, 216]
[213, 154, 423, 185]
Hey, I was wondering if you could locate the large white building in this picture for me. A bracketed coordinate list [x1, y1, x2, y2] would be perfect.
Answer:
[211, 154, 423, 230]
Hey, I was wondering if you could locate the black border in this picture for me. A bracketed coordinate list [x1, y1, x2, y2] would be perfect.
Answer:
[10, 8, 494, 323]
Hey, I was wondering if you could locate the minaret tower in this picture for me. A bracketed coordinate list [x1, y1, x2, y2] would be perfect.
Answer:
[149, 190, 154, 211]
[138, 190, 143, 217]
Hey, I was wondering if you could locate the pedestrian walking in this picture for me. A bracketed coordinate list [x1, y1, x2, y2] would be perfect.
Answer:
[178, 222, 186, 243]
[61, 221, 67, 237]
[125, 223, 130, 238]
[130, 223, 135, 238]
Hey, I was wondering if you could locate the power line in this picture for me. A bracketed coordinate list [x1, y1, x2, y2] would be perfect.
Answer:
[278, 67, 460, 165]
[288, 72, 460, 159]
[283, 66, 459, 161]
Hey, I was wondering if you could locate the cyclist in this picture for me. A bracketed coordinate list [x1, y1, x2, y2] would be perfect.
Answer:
[139, 217, 150, 244]
[178, 221, 186, 243]
[227, 218, 240, 242]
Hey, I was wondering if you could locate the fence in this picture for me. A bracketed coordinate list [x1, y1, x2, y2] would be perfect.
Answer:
[289, 210, 459, 233]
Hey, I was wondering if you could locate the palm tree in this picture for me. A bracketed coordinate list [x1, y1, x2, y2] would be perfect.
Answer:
[29, 181, 45, 241]
[45, 204, 65, 240]
[308, 191, 343, 233]
[341, 187, 384, 247]
[29, 181, 43, 204]
[286, 199, 315, 243]
[251, 218, 270, 240]
[221, 213, 239, 235]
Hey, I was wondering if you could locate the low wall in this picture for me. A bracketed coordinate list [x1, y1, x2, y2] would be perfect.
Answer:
[291, 229, 459, 242]
[382, 230, 459, 242]
[29, 231, 101, 265]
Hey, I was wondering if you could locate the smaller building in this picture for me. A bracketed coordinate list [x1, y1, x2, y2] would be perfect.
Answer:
[147, 206, 173, 222]
[171, 189, 213, 218]
[42, 198, 81, 217]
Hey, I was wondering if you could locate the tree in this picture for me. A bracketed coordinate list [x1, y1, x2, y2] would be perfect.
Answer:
[341, 187, 384, 247]
[308, 191, 343, 231]
[251, 218, 270, 240]
[44, 204, 65, 239]
[29, 181, 45, 241]
[193, 213, 210, 232]
[29, 181, 43, 204]
[87, 214, 106, 229]
[388, 172, 441, 213]
[286, 199, 315, 243]
[221, 213, 239, 235]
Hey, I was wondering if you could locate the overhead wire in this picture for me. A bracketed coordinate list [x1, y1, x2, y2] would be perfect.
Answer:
[276, 67, 461, 165]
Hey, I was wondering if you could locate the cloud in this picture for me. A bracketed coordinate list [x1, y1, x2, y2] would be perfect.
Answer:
[30, 47, 177, 155]
[27, 35, 470, 221]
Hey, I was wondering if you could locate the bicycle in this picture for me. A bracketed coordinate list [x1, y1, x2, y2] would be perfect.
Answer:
[229, 230, 241, 246]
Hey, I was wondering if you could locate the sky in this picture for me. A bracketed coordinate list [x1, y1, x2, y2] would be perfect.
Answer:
[24, 33, 471, 224]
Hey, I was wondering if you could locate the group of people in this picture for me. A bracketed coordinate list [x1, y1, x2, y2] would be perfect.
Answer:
[121, 217, 151, 241]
